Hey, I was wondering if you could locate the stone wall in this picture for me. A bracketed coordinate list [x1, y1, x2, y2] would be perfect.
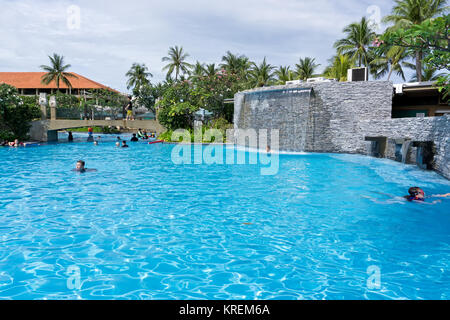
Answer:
[234, 81, 393, 152]
[360, 115, 450, 179]
[234, 81, 450, 179]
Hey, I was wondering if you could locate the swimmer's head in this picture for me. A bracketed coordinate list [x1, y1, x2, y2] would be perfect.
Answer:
[93, 141, 98, 146]
[122, 141, 127, 145]
[76, 160, 85, 170]
[115, 142, 120, 147]
[409, 187, 425, 199]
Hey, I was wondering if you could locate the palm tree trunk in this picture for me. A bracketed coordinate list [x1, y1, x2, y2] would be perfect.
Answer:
[387, 67, 394, 81]
[415, 50, 423, 82]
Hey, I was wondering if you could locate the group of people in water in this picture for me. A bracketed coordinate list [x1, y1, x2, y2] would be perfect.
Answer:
[137, 129, 156, 140]
[0, 139, 23, 147]
[66, 128, 156, 145]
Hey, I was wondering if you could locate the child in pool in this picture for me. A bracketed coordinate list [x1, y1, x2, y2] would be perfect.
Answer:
[73, 160, 97, 173]
[404, 187, 450, 203]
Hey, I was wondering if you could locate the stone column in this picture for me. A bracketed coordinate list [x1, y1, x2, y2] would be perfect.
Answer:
[49, 96, 57, 120]
[38, 93, 48, 120]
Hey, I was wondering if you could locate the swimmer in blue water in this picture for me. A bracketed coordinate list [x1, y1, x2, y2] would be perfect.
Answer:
[73, 160, 97, 173]
[364, 188, 449, 205]
[404, 187, 425, 202]
[403, 187, 450, 203]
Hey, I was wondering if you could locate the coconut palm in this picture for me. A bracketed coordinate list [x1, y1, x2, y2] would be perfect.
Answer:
[190, 61, 205, 80]
[275, 66, 295, 84]
[204, 64, 219, 77]
[334, 17, 377, 68]
[125, 63, 152, 92]
[249, 57, 276, 87]
[323, 54, 356, 82]
[295, 57, 320, 80]
[221, 51, 252, 77]
[383, 0, 448, 81]
[221, 51, 240, 73]
[410, 64, 446, 82]
[40, 53, 78, 91]
[162, 46, 193, 81]
[370, 46, 409, 81]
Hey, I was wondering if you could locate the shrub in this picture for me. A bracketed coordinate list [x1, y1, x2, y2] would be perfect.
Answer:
[0, 84, 41, 141]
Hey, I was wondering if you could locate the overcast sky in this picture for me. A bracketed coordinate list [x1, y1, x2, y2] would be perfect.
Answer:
[0, 0, 411, 92]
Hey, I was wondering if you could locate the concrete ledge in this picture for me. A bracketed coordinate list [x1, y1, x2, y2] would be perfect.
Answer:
[30, 119, 166, 142]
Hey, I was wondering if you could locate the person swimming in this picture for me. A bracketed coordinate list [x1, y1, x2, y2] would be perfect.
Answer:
[404, 187, 425, 202]
[68, 132, 74, 142]
[403, 187, 450, 203]
[73, 160, 97, 173]
[122, 141, 129, 148]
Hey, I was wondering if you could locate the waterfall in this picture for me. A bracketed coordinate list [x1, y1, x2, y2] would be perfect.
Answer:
[401, 140, 412, 164]
[234, 87, 313, 152]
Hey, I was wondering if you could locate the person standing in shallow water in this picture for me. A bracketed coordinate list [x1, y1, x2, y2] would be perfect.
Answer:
[87, 127, 94, 142]
[130, 134, 139, 142]
[68, 132, 74, 142]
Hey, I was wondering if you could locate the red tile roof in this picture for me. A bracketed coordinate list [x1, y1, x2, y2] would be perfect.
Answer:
[0, 72, 119, 93]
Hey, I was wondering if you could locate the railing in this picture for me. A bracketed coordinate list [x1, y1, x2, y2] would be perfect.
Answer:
[53, 105, 124, 121]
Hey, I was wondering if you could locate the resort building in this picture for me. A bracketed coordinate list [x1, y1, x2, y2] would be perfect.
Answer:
[0, 72, 119, 95]
[393, 81, 449, 118]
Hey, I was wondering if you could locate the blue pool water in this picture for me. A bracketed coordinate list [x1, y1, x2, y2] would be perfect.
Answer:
[0, 135, 449, 300]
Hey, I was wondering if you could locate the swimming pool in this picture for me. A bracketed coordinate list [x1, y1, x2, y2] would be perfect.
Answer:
[0, 136, 449, 300]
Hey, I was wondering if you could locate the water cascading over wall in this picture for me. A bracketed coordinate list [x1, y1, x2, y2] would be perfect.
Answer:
[234, 81, 394, 154]
[234, 88, 313, 152]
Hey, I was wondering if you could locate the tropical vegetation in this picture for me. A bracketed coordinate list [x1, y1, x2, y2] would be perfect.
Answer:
[0, 84, 41, 141]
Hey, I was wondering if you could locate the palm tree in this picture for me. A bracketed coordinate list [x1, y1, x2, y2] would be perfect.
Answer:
[162, 46, 192, 81]
[370, 46, 408, 81]
[323, 54, 356, 82]
[125, 63, 152, 92]
[334, 17, 377, 68]
[383, 0, 448, 81]
[249, 57, 275, 87]
[275, 66, 295, 84]
[410, 64, 446, 82]
[40, 53, 78, 92]
[190, 61, 205, 80]
[295, 57, 320, 80]
[221, 51, 240, 73]
[221, 51, 252, 78]
[205, 63, 218, 77]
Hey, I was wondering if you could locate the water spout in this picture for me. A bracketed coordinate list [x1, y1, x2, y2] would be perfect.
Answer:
[401, 140, 412, 164]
